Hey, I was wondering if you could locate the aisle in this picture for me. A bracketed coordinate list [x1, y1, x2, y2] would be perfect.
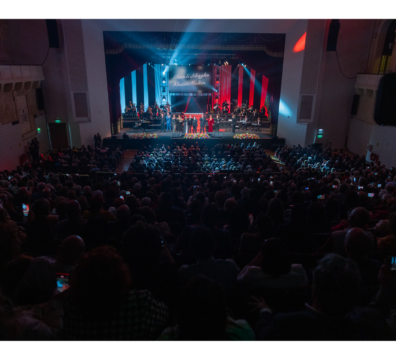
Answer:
[116, 150, 137, 172]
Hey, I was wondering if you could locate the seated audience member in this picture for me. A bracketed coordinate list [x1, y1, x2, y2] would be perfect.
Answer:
[45, 235, 85, 274]
[61, 246, 169, 340]
[122, 222, 177, 304]
[201, 204, 233, 260]
[0, 209, 22, 272]
[0, 293, 20, 340]
[251, 254, 389, 340]
[0, 255, 33, 301]
[345, 228, 382, 304]
[138, 206, 156, 224]
[82, 194, 116, 222]
[320, 207, 374, 257]
[55, 200, 87, 242]
[307, 202, 332, 233]
[377, 211, 396, 256]
[26, 199, 57, 257]
[237, 238, 308, 292]
[107, 205, 131, 247]
[235, 214, 274, 269]
[275, 204, 314, 253]
[159, 276, 254, 340]
[155, 192, 185, 235]
[13, 258, 57, 306]
[178, 226, 239, 294]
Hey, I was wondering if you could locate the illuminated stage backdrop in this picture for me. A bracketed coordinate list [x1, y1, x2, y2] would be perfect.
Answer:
[168, 66, 213, 93]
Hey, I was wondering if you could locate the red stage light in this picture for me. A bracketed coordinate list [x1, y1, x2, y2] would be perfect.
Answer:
[293, 32, 306, 53]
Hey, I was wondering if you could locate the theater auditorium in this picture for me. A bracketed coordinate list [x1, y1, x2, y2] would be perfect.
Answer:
[1, 18, 396, 342]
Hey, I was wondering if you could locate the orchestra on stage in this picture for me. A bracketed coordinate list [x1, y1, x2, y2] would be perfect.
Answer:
[123, 100, 269, 134]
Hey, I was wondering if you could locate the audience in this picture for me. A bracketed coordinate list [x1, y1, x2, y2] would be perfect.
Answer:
[0, 139, 395, 340]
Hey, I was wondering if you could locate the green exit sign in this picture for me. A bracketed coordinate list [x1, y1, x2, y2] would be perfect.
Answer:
[55, 119, 61, 123]
[317, 135, 323, 138]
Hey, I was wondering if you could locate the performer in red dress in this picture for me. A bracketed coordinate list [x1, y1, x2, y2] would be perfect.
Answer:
[208, 116, 214, 133]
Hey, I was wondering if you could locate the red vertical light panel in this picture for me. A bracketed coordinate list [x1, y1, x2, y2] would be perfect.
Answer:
[220, 65, 232, 113]
[260, 75, 269, 109]
[249, 69, 256, 108]
[238, 65, 244, 107]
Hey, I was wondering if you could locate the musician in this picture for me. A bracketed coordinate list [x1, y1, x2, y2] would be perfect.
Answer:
[166, 112, 171, 132]
[231, 114, 237, 133]
[131, 103, 137, 116]
[172, 114, 176, 132]
[177, 114, 183, 132]
[207, 115, 214, 133]
[139, 103, 144, 113]
[192, 116, 198, 133]
[187, 115, 193, 133]
[165, 102, 171, 113]
[159, 112, 166, 132]
[215, 115, 221, 132]
[200, 114, 206, 133]
[242, 115, 249, 131]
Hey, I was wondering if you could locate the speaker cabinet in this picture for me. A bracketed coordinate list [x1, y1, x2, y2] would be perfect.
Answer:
[327, 20, 340, 51]
[36, 88, 45, 110]
[374, 73, 396, 126]
[351, 94, 360, 115]
[46, 20, 60, 48]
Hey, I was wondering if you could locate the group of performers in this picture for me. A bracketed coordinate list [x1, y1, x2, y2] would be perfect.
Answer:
[157, 113, 265, 134]
[124, 101, 170, 119]
[124, 100, 268, 134]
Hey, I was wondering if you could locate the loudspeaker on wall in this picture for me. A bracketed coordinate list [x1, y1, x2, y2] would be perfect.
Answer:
[36, 88, 45, 110]
[46, 20, 60, 48]
[326, 20, 340, 52]
[351, 94, 360, 115]
[374, 73, 396, 126]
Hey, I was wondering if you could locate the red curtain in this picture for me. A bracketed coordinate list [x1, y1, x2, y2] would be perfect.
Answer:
[260, 75, 269, 109]
[220, 65, 232, 112]
[249, 69, 255, 108]
[238, 66, 244, 107]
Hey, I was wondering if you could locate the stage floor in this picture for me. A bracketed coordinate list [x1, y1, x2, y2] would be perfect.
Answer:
[120, 128, 271, 140]
[104, 128, 284, 150]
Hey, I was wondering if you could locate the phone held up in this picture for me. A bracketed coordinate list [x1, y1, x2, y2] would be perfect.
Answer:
[22, 203, 29, 217]
[386, 256, 396, 272]
[56, 273, 70, 293]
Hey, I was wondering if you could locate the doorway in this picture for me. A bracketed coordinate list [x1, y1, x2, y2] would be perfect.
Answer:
[48, 123, 69, 149]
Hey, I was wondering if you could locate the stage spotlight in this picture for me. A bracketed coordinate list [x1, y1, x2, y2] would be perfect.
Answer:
[162, 96, 166, 101]
[162, 78, 166, 83]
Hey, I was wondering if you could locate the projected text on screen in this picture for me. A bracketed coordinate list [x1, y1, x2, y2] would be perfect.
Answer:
[168, 66, 212, 93]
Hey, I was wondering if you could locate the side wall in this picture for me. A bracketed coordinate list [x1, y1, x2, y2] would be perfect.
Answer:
[305, 20, 376, 149]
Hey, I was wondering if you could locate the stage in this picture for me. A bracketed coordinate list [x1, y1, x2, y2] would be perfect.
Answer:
[103, 128, 285, 150]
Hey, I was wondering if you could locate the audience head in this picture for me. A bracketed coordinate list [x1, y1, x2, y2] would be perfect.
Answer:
[348, 207, 370, 228]
[69, 246, 131, 318]
[190, 226, 216, 260]
[345, 227, 372, 259]
[178, 276, 227, 340]
[260, 238, 291, 277]
[57, 235, 85, 267]
[313, 254, 361, 317]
